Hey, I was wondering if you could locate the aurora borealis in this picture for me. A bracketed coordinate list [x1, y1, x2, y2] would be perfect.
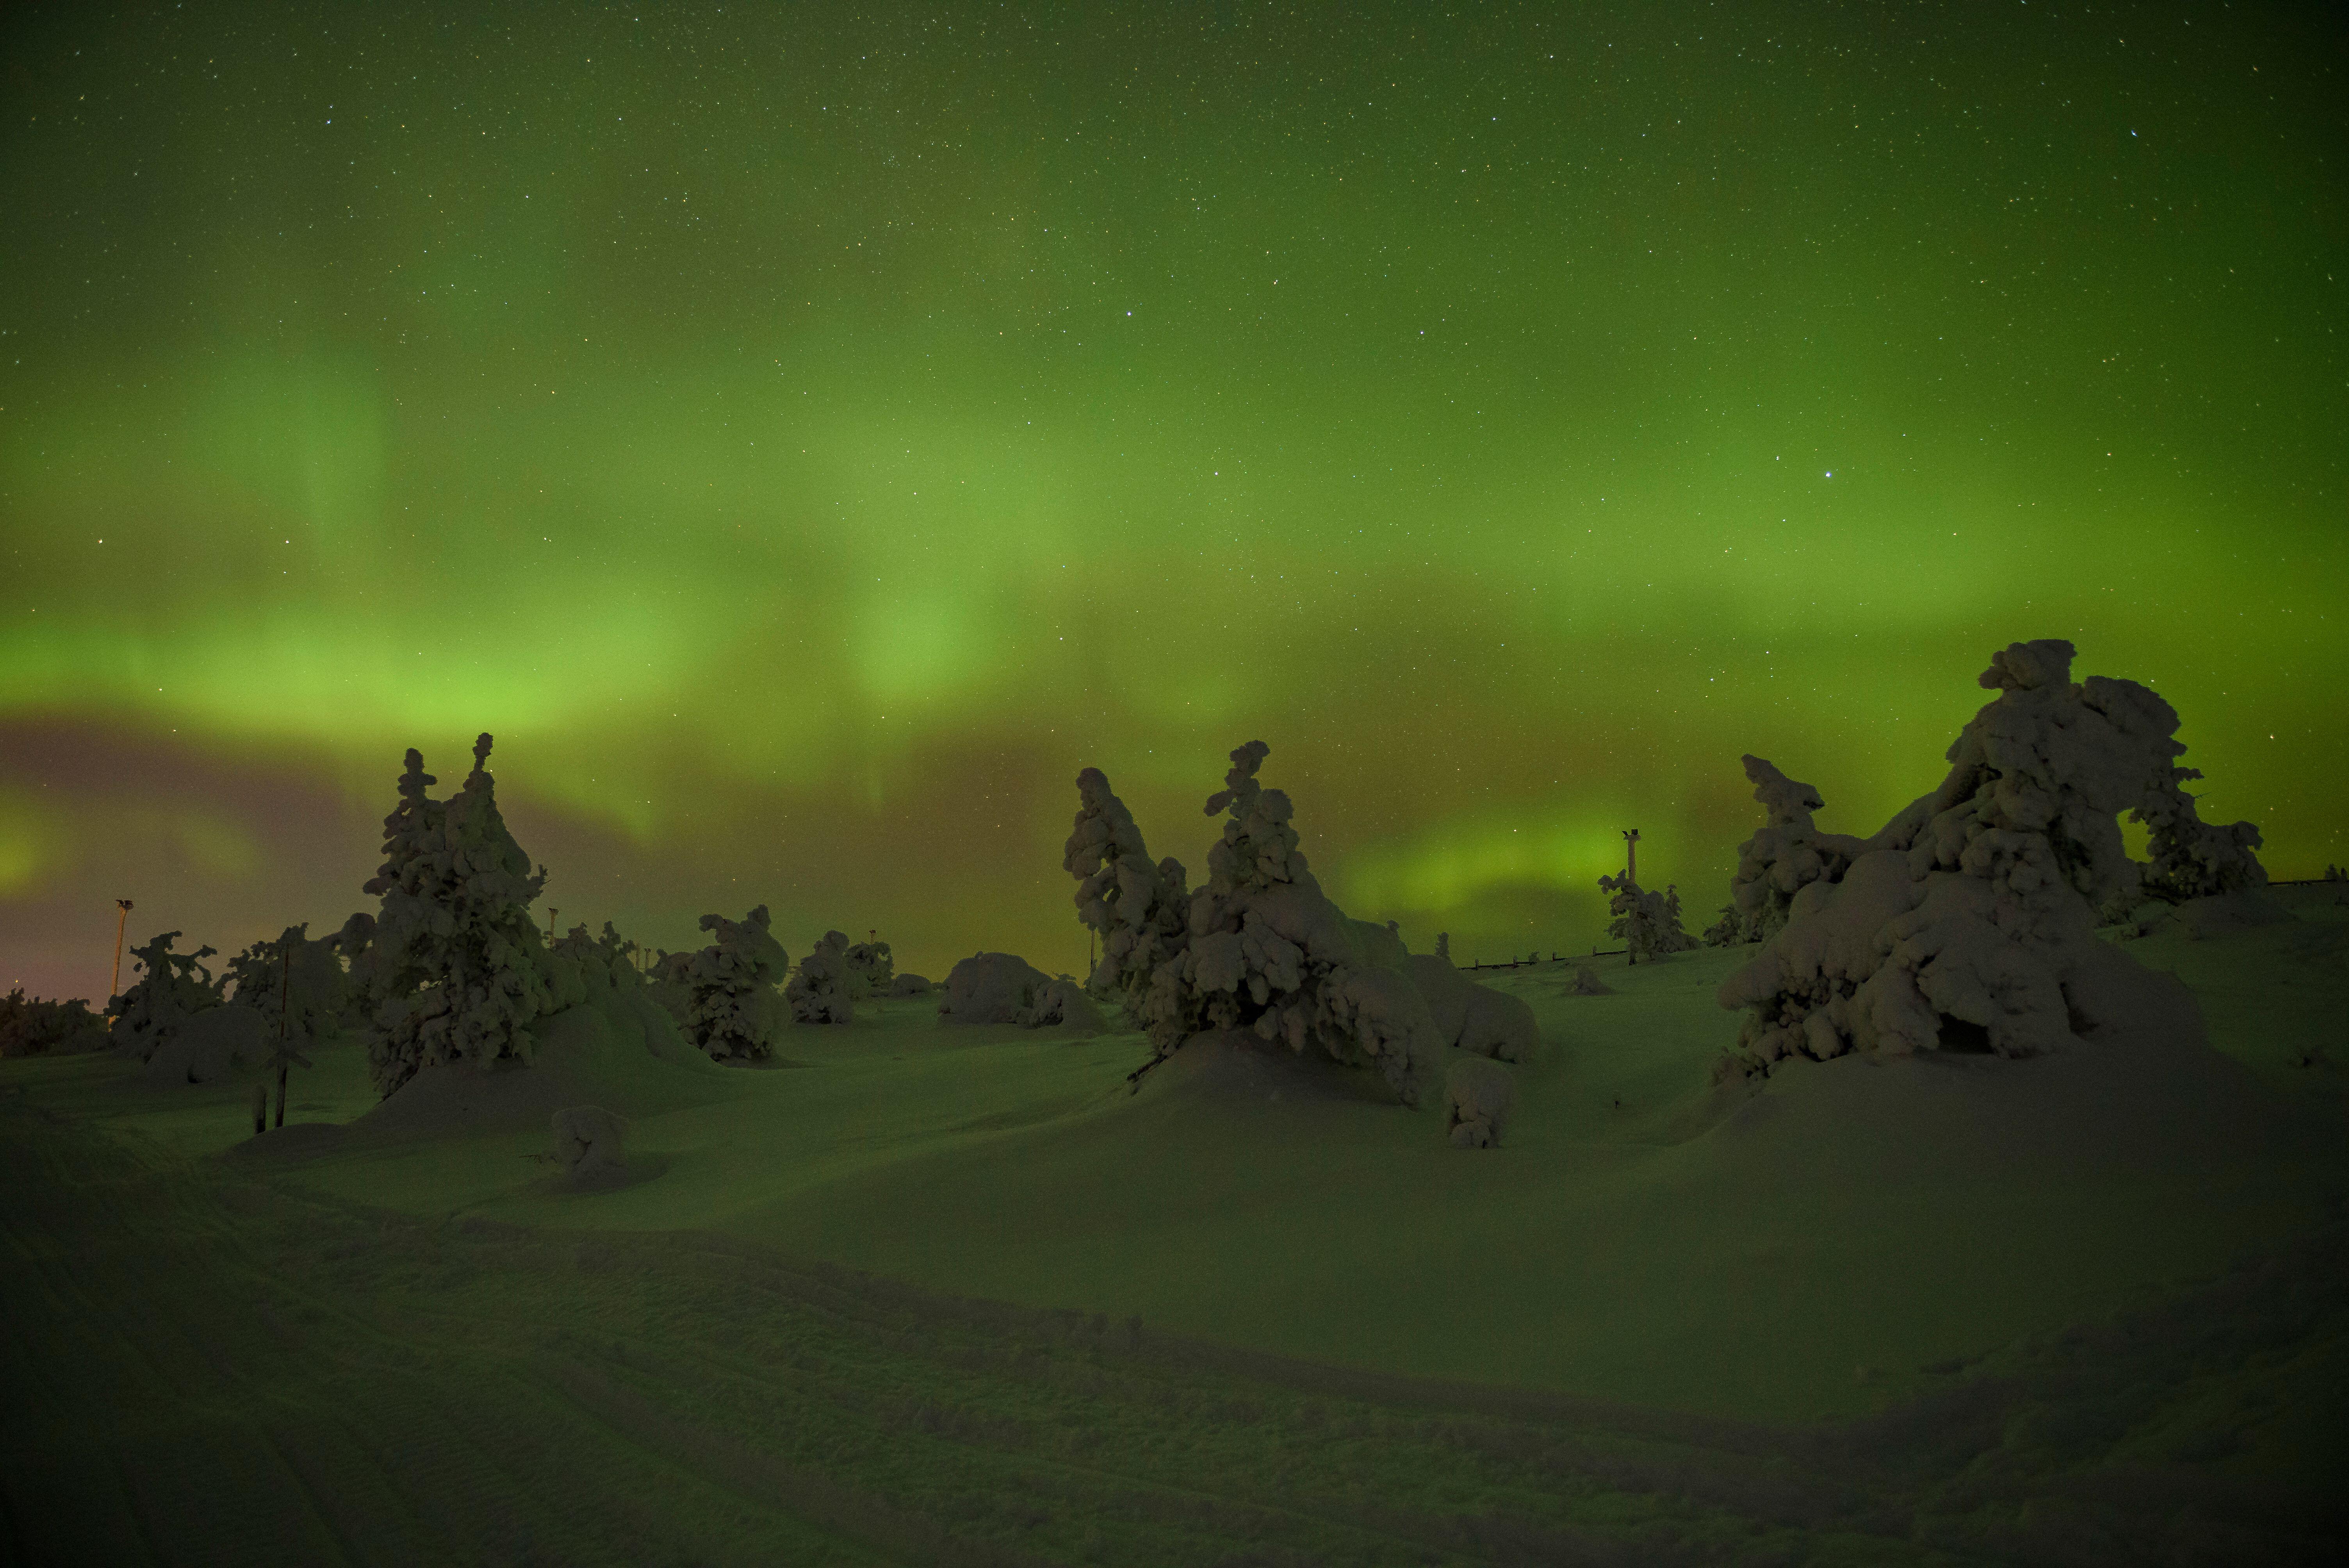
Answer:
[3, 1, 2343, 1001]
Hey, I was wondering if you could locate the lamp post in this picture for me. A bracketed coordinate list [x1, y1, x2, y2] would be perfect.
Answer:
[1621, 830, 1641, 966]
[107, 899, 133, 1017]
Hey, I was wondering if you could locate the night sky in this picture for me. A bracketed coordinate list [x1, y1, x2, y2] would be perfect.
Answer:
[4, 1, 2343, 1002]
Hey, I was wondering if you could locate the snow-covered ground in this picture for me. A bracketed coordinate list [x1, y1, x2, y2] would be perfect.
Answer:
[4, 884, 2342, 1563]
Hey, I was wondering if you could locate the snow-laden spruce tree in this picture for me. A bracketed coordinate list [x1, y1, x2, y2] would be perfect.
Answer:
[1066, 743, 1450, 1106]
[1723, 755, 1869, 943]
[786, 928, 855, 1024]
[2132, 760, 2269, 904]
[108, 931, 223, 1061]
[682, 906, 791, 1060]
[360, 736, 555, 1097]
[1064, 766, 1192, 1035]
[550, 920, 641, 991]
[843, 938, 894, 1000]
[1717, 638, 2234, 1079]
[1597, 872, 1695, 962]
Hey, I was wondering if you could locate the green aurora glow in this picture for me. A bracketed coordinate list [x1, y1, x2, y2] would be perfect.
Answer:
[3, 1, 2344, 996]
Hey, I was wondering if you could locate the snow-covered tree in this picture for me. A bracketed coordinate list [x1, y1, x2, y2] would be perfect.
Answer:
[1064, 743, 1458, 1107]
[2132, 758, 2269, 904]
[108, 931, 223, 1061]
[360, 735, 555, 1097]
[682, 906, 790, 1060]
[0, 991, 108, 1057]
[1717, 639, 2228, 1080]
[1597, 873, 1695, 962]
[1722, 755, 1868, 944]
[552, 920, 642, 991]
[786, 928, 855, 1024]
[332, 910, 391, 1030]
[224, 923, 346, 1046]
[843, 937, 895, 1000]
[1065, 766, 1191, 1031]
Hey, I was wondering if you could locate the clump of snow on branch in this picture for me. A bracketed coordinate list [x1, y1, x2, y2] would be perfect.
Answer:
[360, 736, 556, 1097]
[1717, 639, 2253, 1081]
[682, 907, 791, 1059]
[1597, 873, 1695, 962]
[786, 929, 855, 1025]
[108, 931, 223, 1062]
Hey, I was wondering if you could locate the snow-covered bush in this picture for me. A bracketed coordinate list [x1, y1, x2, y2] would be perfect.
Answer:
[1064, 743, 1465, 1107]
[1718, 638, 2235, 1080]
[843, 938, 895, 1000]
[786, 928, 855, 1024]
[108, 930, 223, 1062]
[888, 973, 933, 997]
[1597, 873, 1695, 962]
[0, 991, 109, 1057]
[360, 736, 556, 1097]
[1444, 1053, 1517, 1148]
[682, 906, 791, 1060]
[1722, 755, 1869, 944]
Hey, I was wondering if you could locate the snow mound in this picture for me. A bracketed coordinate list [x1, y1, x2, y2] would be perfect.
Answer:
[353, 995, 728, 1140]
[1444, 1053, 1517, 1148]
[551, 1105, 628, 1180]
[936, 953, 1097, 1028]
[141, 1003, 269, 1086]
[1404, 954, 1539, 1062]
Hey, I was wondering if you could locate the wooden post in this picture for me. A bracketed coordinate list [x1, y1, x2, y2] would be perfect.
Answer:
[274, 937, 292, 1129]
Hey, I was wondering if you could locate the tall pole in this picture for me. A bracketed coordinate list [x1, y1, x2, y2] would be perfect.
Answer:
[1622, 830, 1641, 967]
[107, 899, 133, 1017]
[274, 936, 292, 1130]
